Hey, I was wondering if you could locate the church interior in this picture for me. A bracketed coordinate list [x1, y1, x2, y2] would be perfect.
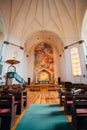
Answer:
[0, 0, 87, 130]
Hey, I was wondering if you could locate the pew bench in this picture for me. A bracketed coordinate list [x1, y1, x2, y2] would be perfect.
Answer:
[58, 88, 66, 106]
[64, 89, 83, 115]
[23, 91, 28, 107]
[2, 89, 25, 114]
[64, 92, 73, 114]
[0, 95, 16, 130]
[9, 91, 24, 115]
[71, 94, 87, 130]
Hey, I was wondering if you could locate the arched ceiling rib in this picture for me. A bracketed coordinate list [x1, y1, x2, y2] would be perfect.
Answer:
[82, 9, 87, 44]
[0, 0, 87, 52]
[25, 30, 64, 56]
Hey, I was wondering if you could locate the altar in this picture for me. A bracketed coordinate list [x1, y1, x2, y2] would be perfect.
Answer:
[29, 83, 59, 91]
[37, 79, 50, 84]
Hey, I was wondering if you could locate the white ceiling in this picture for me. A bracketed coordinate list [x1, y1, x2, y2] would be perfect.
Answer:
[0, 0, 87, 54]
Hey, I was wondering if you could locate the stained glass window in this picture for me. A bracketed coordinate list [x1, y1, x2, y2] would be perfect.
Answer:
[70, 47, 81, 76]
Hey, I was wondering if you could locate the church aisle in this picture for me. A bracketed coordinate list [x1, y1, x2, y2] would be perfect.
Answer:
[11, 89, 72, 130]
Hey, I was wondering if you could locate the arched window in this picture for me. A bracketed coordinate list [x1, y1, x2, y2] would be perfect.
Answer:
[70, 47, 81, 76]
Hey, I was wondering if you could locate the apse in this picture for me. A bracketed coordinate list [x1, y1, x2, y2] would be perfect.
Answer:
[34, 43, 54, 83]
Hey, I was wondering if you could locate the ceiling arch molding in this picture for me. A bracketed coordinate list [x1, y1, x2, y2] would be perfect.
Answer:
[0, 0, 87, 47]
[24, 30, 64, 55]
[0, 10, 8, 41]
[82, 9, 87, 44]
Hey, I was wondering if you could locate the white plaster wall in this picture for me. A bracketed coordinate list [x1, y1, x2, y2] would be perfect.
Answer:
[82, 42, 87, 64]
[0, 43, 3, 62]
[60, 52, 67, 82]
[0, 43, 2, 51]
[0, 36, 6, 84]
[61, 43, 87, 84]
[0, 43, 7, 84]
[64, 48, 72, 82]
[1, 41, 86, 84]
[79, 43, 87, 84]
[68, 43, 86, 83]
[27, 49, 35, 83]
[0, 35, 5, 60]
[16, 49, 29, 82]
[53, 47, 61, 83]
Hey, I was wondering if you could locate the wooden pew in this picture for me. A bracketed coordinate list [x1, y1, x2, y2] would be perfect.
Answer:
[64, 81, 73, 91]
[58, 88, 66, 106]
[1, 84, 27, 113]
[64, 92, 73, 114]
[23, 90, 28, 107]
[2, 84, 27, 113]
[71, 94, 87, 130]
[3, 84, 25, 115]
[8, 91, 23, 115]
[0, 95, 16, 130]
[64, 89, 83, 115]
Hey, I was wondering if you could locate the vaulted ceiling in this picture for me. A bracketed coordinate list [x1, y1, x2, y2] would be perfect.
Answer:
[0, 0, 87, 55]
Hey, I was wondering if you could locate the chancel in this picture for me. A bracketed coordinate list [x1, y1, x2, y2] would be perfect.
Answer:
[0, 0, 87, 130]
